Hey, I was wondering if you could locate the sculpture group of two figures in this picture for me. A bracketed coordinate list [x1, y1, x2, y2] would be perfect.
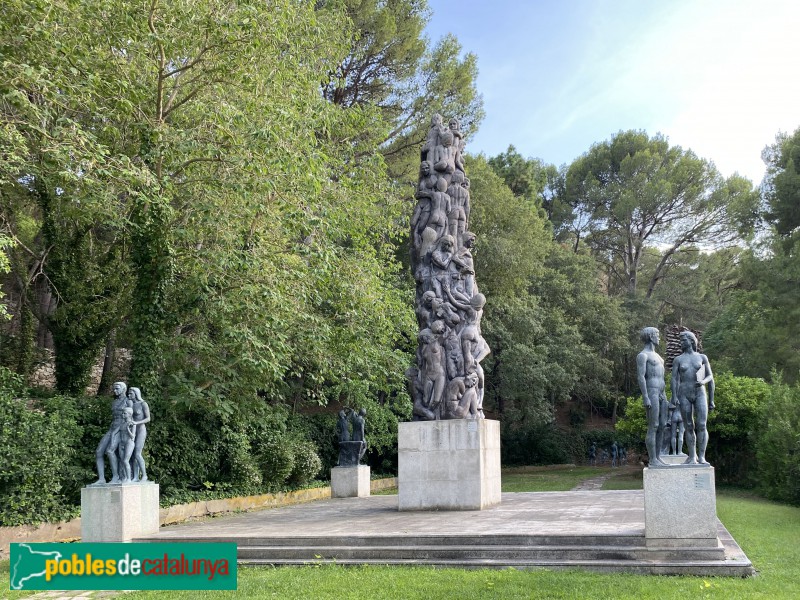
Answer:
[407, 114, 490, 421]
[637, 328, 714, 467]
[337, 408, 367, 467]
[93, 381, 151, 485]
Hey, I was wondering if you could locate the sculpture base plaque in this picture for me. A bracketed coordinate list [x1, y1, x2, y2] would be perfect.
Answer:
[80, 483, 159, 542]
[644, 466, 717, 547]
[331, 465, 371, 498]
[398, 419, 501, 511]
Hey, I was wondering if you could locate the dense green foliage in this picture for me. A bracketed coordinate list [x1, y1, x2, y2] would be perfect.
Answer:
[755, 378, 800, 504]
[2, 0, 799, 528]
[564, 130, 758, 297]
[0, 369, 83, 525]
[616, 372, 800, 501]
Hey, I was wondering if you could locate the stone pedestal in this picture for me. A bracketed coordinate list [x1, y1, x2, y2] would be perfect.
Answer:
[659, 453, 689, 466]
[643, 466, 717, 547]
[398, 419, 501, 511]
[331, 465, 371, 498]
[81, 483, 159, 542]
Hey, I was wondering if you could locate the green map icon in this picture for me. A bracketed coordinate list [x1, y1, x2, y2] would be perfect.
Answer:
[10, 543, 63, 590]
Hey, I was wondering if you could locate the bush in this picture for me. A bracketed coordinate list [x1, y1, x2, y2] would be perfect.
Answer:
[144, 409, 220, 495]
[257, 439, 295, 486]
[0, 380, 82, 526]
[707, 373, 769, 486]
[291, 397, 410, 476]
[756, 378, 800, 505]
[288, 439, 322, 486]
[221, 425, 262, 488]
[615, 374, 770, 483]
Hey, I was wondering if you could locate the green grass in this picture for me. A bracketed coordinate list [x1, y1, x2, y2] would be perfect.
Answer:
[0, 559, 36, 600]
[601, 468, 644, 490]
[501, 466, 609, 492]
[4, 471, 799, 599]
[374, 465, 614, 495]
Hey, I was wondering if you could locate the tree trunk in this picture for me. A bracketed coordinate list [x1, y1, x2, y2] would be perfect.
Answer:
[97, 329, 117, 396]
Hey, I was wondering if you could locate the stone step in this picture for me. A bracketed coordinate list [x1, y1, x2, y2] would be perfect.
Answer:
[236, 543, 724, 562]
[239, 557, 754, 577]
[146, 534, 646, 548]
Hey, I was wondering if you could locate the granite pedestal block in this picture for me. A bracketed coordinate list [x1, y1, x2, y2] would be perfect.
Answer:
[660, 454, 689, 466]
[644, 466, 717, 547]
[331, 465, 371, 498]
[81, 483, 159, 542]
[398, 419, 501, 511]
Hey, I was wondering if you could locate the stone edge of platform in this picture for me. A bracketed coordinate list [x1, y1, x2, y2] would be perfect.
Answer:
[0, 477, 398, 557]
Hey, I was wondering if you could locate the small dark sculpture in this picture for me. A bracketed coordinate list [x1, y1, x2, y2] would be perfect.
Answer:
[671, 331, 715, 465]
[660, 414, 672, 455]
[636, 327, 668, 467]
[337, 410, 351, 443]
[670, 400, 686, 455]
[337, 408, 367, 467]
[611, 441, 619, 468]
[588, 442, 597, 466]
[93, 382, 130, 485]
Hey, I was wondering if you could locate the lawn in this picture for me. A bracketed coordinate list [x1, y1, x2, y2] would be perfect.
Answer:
[376, 465, 616, 495]
[501, 465, 609, 492]
[3, 469, 798, 600]
[601, 468, 644, 490]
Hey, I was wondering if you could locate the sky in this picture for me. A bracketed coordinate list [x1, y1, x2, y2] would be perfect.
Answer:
[424, 0, 800, 184]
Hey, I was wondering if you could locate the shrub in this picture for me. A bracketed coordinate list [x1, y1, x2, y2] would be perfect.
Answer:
[221, 425, 262, 488]
[288, 439, 322, 486]
[707, 373, 769, 485]
[144, 410, 220, 495]
[756, 378, 800, 505]
[257, 439, 296, 486]
[0, 385, 82, 526]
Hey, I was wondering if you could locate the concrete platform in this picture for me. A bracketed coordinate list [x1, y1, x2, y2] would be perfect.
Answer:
[135, 491, 754, 576]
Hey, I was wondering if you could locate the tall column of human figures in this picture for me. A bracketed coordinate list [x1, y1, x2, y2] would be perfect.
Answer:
[407, 114, 490, 420]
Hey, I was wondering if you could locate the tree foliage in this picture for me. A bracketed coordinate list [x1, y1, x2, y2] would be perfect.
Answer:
[1, 0, 420, 411]
[319, 0, 484, 179]
[487, 145, 571, 238]
[564, 130, 759, 297]
[762, 128, 800, 243]
[472, 155, 628, 427]
[755, 377, 800, 504]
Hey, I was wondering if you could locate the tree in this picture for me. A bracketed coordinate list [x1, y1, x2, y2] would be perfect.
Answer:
[318, 0, 484, 179]
[0, 234, 10, 320]
[643, 246, 745, 331]
[762, 128, 800, 243]
[467, 157, 627, 422]
[704, 127, 800, 384]
[565, 130, 759, 298]
[487, 146, 572, 238]
[704, 241, 800, 384]
[1, 0, 149, 390]
[1, 0, 416, 410]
